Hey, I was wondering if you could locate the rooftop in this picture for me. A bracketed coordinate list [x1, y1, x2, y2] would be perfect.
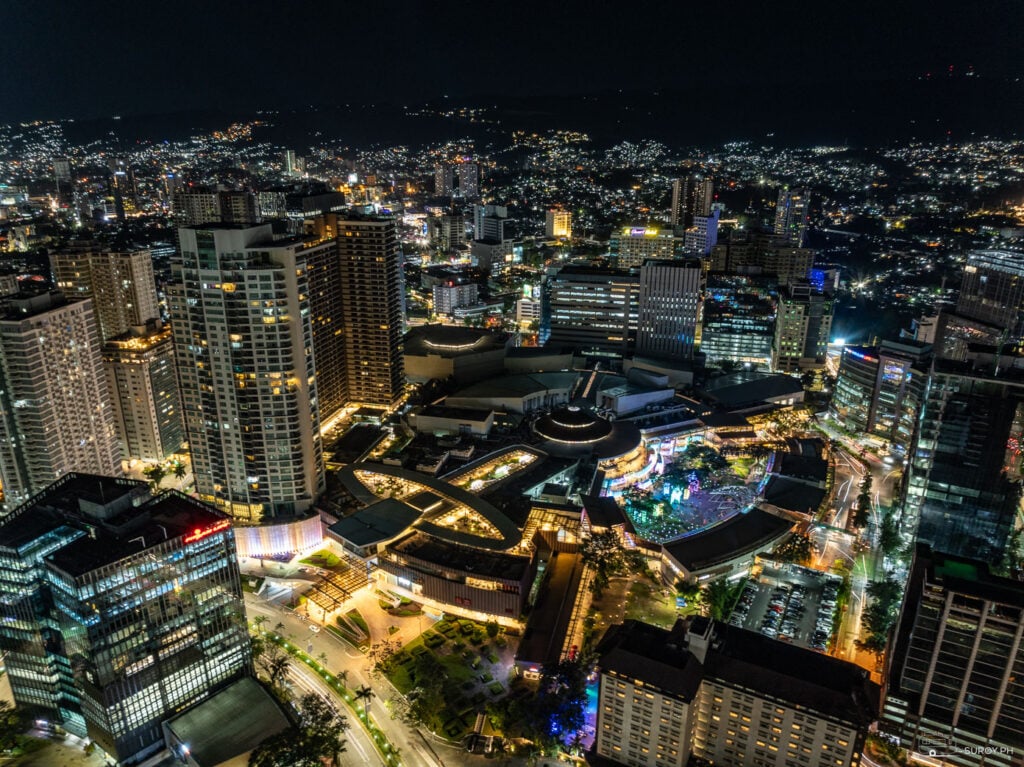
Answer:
[450, 372, 579, 400]
[596, 620, 703, 702]
[327, 498, 422, 547]
[389, 532, 531, 581]
[164, 677, 291, 767]
[762, 475, 828, 515]
[404, 324, 509, 358]
[662, 508, 793, 572]
[701, 371, 804, 408]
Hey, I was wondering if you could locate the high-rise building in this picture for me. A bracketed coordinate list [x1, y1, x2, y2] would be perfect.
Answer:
[0, 474, 250, 765]
[545, 208, 572, 239]
[882, 544, 1024, 767]
[434, 165, 454, 196]
[955, 249, 1024, 337]
[218, 190, 258, 224]
[545, 265, 639, 355]
[772, 280, 834, 373]
[595, 617, 878, 767]
[470, 239, 513, 272]
[433, 282, 479, 316]
[0, 292, 120, 508]
[169, 225, 325, 521]
[829, 340, 931, 449]
[904, 360, 1024, 562]
[774, 186, 810, 245]
[636, 259, 703, 360]
[50, 249, 160, 341]
[683, 210, 720, 256]
[336, 214, 405, 408]
[103, 320, 184, 463]
[282, 149, 300, 176]
[428, 213, 465, 254]
[457, 161, 479, 199]
[701, 273, 777, 367]
[53, 157, 73, 206]
[172, 190, 258, 227]
[711, 229, 815, 285]
[670, 176, 714, 227]
[611, 226, 686, 268]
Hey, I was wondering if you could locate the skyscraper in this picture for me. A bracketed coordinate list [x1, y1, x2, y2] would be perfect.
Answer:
[955, 249, 1024, 337]
[772, 280, 834, 373]
[904, 360, 1024, 562]
[0, 292, 120, 508]
[474, 203, 508, 241]
[0, 474, 250, 765]
[683, 210, 720, 256]
[50, 249, 160, 341]
[103, 320, 184, 463]
[701, 273, 777, 367]
[336, 214, 405, 408]
[169, 225, 325, 521]
[457, 161, 479, 199]
[434, 164, 454, 196]
[670, 176, 714, 227]
[883, 544, 1024, 767]
[637, 259, 704, 360]
[774, 186, 810, 245]
[611, 226, 686, 268]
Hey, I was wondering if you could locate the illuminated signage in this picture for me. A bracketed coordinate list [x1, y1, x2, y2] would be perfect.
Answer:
[183, 519, 231, 544]
[625, 227, 660, 237]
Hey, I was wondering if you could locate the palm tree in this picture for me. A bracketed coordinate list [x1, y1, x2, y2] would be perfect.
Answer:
[335, 669, 349, 689]
[354, 685, 375, 717]
[143, 464, 166, 492]
[252, 615, 268, 633]
[172, 461, 187, 483]
[317, 651, 329, 667]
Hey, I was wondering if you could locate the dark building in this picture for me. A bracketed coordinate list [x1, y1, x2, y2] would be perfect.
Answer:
[0, 474, 250, 765]
[882, 544, 1024, 766]
[701, 273, 777, 367]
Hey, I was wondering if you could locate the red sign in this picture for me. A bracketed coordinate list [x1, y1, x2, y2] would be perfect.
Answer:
[183, 519, 231, 543]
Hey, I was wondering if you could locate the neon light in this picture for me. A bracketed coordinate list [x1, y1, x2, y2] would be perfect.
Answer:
[183, 519, 231, 543]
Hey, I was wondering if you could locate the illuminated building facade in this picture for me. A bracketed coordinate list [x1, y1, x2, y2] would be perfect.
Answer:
[774, 186, 810, 245]
[545, 208, 572, 239]
[701, 273, 777, 367]
[829, 340, 931, 449]
[0, 474, 250, 765]
[0, 292, 121, 509]
[50, 248, 160, 341]
[103, 320, 184, 462]
[611, 226, 686, 268]
[545, 265, 639, 355]
[955, 250, 1024, 335]
[636, 259, 704, 361]
[772, 280, 834, 373]
[670, 176, 713, 228]
[169, 225, 325, 521]
[883, 545, 1024, 767]
[596, 618, 878, 767]
[336, 214, 405, 408]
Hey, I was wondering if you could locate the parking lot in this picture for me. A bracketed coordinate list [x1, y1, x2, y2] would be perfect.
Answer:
[728, 564, 842, 652]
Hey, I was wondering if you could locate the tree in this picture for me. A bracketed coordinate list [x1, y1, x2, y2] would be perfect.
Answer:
[580, 530, 644, 596]
[0, 700, 23, 752]
[335, 669, 349, 690]
[878, 511, 901, 558]
[771, 533, 814, 565]
[701, 578, 745, 621]
[173, 461, 187, 481]
[485, 620, 500, 639]
[257, 643, 291, 689]
[250, 693, 347, 767]
[856, 578, 904, 656]
[368, 637, 400, 673]
[143, 464, 166, 491]
[354, 685, 375, 717]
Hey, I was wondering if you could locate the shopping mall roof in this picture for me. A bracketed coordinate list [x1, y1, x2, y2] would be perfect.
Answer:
[662, 508, 793, 573]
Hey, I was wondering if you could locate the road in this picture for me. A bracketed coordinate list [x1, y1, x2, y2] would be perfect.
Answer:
[245, 593, 479, 767]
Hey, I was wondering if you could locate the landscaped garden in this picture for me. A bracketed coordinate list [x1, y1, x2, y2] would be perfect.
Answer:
[380, 617, 515, 741]
[299, 549, 347, 572]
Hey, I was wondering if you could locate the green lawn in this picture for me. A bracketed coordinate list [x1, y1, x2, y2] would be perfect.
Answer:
[346, 609, 369, 635]
[625, 579, 679, 628]
[300, 549, 344, 569]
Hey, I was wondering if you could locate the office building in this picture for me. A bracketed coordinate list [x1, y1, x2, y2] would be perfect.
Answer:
[636, 259, 703, 360]
[545, 264, 639, 355]
[955, 249, 1024, 337]
[683, 210, 720, 256]
[434, 164, 454, 196]
[0, 292, 121, 508]
[474, 203, 508, 241]
[829, 340, 931, 448]
[701, 273, 777, 367]
[774, 186, 810, 245]
[433, 282, 479, 316]
[336, 214, 405, 408]
[710, 229, 815, 286]
[595, 617, 879, 767]
[457, 161, 479, 199]
[50, 249, 160, 341]
[471, 239, 513, 272]
[611, 227, 686, 268]
[0, 474, 250, 765]
[904, 360, 1024, 562]
[772, 280, 834, 373]
[169, 225, 326, 521]
[53, 157, 73, 205]
[545, 208, 572, 239]
[103, 320, 184, 463]
[428, 212, 465, 254]
[882, 544, 1024, 767]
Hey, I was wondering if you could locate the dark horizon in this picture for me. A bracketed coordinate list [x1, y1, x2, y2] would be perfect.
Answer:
[2, 0, 1022, 125]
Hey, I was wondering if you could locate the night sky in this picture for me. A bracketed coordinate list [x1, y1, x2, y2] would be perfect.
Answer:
[1, 0, 1021, 123]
